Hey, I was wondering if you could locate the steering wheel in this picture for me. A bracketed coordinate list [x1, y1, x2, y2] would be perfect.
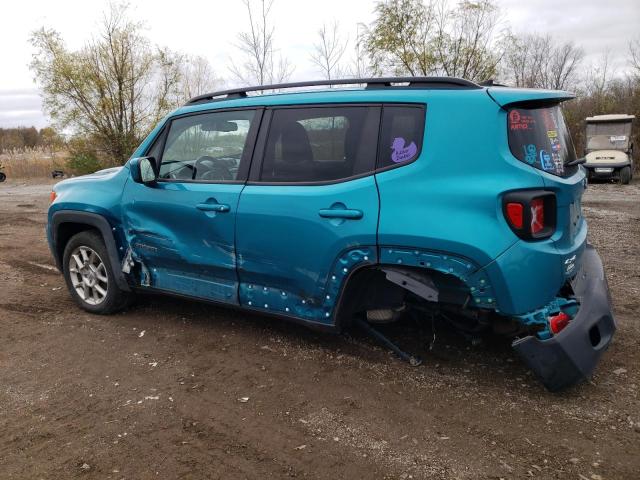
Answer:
[195, 155, 234, 181]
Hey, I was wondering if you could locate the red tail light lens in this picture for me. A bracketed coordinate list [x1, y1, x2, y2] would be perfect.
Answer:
[503, 191, 556, 240]
[505, 202, 524, 229]
[549, 312, 570, 334]
[530, 198, 545, 234]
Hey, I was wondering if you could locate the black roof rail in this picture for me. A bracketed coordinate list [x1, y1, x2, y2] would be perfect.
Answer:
[479, 79, 508, 87]
[185, 76, 482, 105]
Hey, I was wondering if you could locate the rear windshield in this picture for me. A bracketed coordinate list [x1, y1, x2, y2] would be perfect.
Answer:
[508, 105, 577, 177]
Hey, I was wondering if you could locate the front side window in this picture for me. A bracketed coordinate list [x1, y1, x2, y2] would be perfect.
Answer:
[159, 109, 256, 182]
[260, 106, 379, 182]
[508, 105, 577, 177]
[377, 106, 426, 169]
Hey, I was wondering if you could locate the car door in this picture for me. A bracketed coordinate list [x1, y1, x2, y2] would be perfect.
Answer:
[121, 108, 262, 303]
[235, 105, 380, 325]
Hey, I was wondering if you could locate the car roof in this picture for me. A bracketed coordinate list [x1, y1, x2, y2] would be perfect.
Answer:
[169, 77, 575, 117]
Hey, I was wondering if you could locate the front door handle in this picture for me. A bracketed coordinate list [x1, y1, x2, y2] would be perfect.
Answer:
[196, 202, 230, 213]
[318, 208, 363, 220]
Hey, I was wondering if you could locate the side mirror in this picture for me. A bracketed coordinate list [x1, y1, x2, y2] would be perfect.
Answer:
[130, 157, 157, 185]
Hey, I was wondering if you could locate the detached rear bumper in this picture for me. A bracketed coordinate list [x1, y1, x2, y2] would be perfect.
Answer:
[512, 245, 616, 392]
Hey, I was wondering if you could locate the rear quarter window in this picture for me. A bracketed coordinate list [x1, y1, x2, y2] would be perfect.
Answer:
[377, 106, 426, 169]
[508, 105, 577, 177]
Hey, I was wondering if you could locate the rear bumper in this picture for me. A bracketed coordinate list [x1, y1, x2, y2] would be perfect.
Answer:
[512, 244, 616, 392]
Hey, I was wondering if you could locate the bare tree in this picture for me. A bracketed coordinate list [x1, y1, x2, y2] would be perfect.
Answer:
[630, 38, 640, 77]
[501, 33, 583, 90]
[179, 55, 222, 100]
[310, 22, 348, 80]
[230, 0, 293, 86]
[433, 0, 504, 81]
[546, 42, 584, 90]
[501, 34, 550, 88]
[349, 23, 375, 78]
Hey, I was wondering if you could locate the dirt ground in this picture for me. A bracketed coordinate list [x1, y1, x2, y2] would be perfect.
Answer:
[0, 177, 638, 480]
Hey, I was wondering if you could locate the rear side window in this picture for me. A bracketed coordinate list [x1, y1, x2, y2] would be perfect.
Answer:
[377, 106, 425, 169]
[508, 105, 577, 177]
[261, 106, 379, 183]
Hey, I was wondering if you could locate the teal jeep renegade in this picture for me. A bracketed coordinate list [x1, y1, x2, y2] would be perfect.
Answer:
[46, 77, 616, 391]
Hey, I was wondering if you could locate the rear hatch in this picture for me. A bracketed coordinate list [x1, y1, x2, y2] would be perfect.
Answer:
[489, 87, 587, 269]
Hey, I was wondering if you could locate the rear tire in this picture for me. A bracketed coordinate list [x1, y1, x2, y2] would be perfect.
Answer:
[0, 172, 6, 182]
[620, 166, 631, 185]
[62, 231, 133, 314]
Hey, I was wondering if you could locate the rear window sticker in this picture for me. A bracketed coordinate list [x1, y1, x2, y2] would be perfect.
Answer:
[523, 144, 537, 164]
[509, 110, 536, 130]
[391, 137, 418, 163]
[540, 149, 554, 171]
[610, 135, 627, 142]
[541, 109, 557, 130]
[552, 152, 563, 173]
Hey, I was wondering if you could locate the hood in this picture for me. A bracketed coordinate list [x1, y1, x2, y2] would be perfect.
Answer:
[54, 166, 125, 189]
[487, 87, 575, 108]
[585, 150, 630, 165]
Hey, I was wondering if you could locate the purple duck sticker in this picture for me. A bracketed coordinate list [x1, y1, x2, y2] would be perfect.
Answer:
[391, 137, 418, 163]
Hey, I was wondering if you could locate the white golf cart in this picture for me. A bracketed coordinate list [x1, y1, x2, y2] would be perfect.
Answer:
[583, 114, 635, 184]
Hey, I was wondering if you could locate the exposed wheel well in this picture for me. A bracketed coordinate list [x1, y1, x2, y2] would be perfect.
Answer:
[335, 265, 471, 330]
[54, 223, 101, 268]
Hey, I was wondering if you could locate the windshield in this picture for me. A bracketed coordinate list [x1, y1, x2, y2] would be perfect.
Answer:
[508, 105, 577, 177]
[586, 121, 632, 151]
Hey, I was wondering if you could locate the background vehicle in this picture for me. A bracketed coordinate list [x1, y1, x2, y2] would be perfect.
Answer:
[46, 77, 616, 391]
[0, 163, 6, 182]
[583, 114, 635, 184]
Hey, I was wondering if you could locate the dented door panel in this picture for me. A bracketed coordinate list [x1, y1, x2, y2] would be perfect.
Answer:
[120, 179, 242, 303]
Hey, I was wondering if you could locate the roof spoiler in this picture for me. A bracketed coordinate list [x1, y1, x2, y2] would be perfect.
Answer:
[486, 87, 575, 109]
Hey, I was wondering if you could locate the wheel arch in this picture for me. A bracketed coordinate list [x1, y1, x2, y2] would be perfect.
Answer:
[51, 211, 131, 291]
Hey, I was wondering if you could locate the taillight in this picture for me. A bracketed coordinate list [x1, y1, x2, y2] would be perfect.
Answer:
[503, 191, 556, 240]
[505, 203, 523, 229]
[530, 198, 544, 234]
[549, 312, 570, 334]
[49, 191, 57, 203]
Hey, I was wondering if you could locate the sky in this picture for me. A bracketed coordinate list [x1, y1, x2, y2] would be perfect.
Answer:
[0, 0, 638, 129]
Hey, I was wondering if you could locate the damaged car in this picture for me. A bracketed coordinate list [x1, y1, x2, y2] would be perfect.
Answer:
[46, 77, 616, 391]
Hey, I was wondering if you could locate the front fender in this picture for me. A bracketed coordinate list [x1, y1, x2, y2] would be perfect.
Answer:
[49, 211, 131, 292]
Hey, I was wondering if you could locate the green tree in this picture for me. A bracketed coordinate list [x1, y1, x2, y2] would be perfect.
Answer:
[364, 0, 503, 81]
[30, 3, 209, 164]
[365, 0, 437, 76]
[433, 0, 503, 81]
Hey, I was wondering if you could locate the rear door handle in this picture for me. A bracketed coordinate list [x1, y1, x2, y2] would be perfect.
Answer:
[196, 202, 230, 213]
[318, 208, 363, 219]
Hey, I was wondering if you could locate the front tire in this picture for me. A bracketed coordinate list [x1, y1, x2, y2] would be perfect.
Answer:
[0, 172, 6, 182]
[62, 231, 133, 314]
[620, 166, 631, 185]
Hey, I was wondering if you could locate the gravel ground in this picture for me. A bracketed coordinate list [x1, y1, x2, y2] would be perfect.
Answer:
[0, 177, 638, 479]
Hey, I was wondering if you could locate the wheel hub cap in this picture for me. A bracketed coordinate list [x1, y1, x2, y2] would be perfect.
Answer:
[68, 246, 108, 305]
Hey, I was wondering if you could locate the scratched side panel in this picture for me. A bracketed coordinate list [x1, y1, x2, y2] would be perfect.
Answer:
[235, 176, 380, 325]
[120, 179, 242, 304]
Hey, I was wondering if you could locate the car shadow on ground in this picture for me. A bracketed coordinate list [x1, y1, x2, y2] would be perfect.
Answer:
[127, 292, 548, 392]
